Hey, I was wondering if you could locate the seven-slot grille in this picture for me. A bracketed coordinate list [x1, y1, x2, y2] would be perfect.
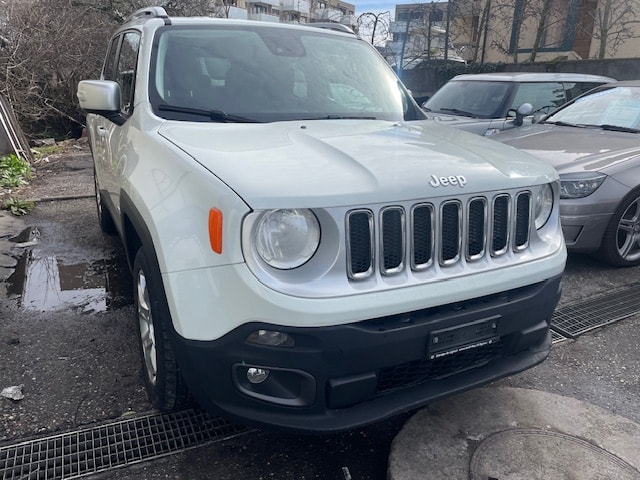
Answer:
[346, 191, 532, 280]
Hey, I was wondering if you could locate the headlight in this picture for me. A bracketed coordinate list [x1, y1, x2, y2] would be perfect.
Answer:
[534, 183, 554, 229]
[559, 173, 606, 199]
[255, 209, 320, 269]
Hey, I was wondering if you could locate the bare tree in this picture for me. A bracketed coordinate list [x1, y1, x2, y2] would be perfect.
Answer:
[0, 0, 115, 138]
[392, 3, 464, 72]
[486, 0, 535, 64]
[585, 0, 640, 59]
[160, 0, 213, 16]
[527, 0, 569, 62]
[0, 0, 217, 139]
[210, 0, 235, 19]
[357, 11, 391, 47]
[475, 0, 492, 63]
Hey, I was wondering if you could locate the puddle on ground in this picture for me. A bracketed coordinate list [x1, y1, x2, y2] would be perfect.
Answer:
[6, 249, 132, 313]
[10, 226, 41, 247]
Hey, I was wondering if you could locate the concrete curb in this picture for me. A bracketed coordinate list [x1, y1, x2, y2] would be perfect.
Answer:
[22, 193, 94, 204]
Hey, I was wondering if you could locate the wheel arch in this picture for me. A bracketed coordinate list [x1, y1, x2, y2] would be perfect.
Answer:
[597, 183, 640, 267]
[120, 190, 158, 276]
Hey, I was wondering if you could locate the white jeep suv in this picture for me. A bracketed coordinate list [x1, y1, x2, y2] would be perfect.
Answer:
[77, 7, 566, 432]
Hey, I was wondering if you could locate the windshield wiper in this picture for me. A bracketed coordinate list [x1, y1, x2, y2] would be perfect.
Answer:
[544, 120, 586, 128]
[600, 124, 640, 134]
[437, 108, 477, 118]
[296, 115, 378, 120]
[157, 104, 260, 123]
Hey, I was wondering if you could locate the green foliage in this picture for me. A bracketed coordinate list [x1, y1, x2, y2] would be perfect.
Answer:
[0, 154, 32, 188]
[32, 145, 65, 158]
[2, 197, 34, 216]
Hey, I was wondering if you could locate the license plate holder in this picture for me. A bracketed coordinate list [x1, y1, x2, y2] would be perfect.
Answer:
[427, 316, 500, 360]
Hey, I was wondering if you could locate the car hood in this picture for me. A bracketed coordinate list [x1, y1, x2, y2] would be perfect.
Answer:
[493, 124, 640, 175]
[158, 119, 556, 209]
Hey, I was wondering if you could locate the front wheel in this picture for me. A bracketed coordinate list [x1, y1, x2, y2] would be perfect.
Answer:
[598, 188, 640, 267]
[133, 247, 190, 410]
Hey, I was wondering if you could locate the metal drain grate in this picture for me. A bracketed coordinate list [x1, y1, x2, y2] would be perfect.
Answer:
[0, 409, 249, 480]
[551, 283, 640, 338]
[550, 329, 567, 344]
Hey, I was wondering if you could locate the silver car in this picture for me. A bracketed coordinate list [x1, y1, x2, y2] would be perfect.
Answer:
[492, 81, 640, 267]
[423, 72, 615, 136]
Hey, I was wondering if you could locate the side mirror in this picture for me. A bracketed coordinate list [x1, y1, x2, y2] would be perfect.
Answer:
[514, 102, 533, 126]
[77, 80, 125, 126]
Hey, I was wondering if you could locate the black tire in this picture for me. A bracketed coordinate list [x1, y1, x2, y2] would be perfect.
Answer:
[133, 247, 190, 411]
[94, 168, 117, 235]
[597, 187, 640, 267]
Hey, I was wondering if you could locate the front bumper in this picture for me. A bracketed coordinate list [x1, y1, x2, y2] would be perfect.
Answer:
[169, 273, 562, 433]
[561, 212, 611, 251]
[559, 175, 627, 252]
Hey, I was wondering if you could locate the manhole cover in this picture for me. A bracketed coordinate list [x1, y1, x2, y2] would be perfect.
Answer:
[470, 428, 640, 480]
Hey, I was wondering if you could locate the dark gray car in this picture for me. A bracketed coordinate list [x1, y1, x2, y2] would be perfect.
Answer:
[492, 80, 640, 267]
[423, 72, 615, 136]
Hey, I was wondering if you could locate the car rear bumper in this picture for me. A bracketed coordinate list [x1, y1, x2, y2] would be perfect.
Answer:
[168, 273, 562, 433]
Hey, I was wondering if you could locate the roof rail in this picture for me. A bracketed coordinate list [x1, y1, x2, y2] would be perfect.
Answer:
[308, 22, 355, 34]
[124, 6, 169, 24]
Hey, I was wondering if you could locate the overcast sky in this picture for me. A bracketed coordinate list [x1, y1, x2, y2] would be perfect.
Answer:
[353, 0, 397, 15]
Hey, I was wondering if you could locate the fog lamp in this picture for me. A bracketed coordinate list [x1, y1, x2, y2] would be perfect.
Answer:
[247, 367, 270, 384]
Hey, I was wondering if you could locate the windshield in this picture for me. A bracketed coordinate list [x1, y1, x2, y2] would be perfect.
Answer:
[149, 25, 418, 122]
[547, 86, 640, 130]
[424, 80, 512, 119]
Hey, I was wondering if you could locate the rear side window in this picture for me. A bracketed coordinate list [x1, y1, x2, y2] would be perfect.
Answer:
[564, 82, 606, 101]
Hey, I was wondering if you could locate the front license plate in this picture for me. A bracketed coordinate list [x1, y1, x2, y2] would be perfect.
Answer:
[427, 316, 500, 360]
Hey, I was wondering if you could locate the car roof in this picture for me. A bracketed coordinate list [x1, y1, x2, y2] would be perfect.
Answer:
[595, 80, 640, 88]
[119, 6, 357, 38]
[450, 72, 616, 83]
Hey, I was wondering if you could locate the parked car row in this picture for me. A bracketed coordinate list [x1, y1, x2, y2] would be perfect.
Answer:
[425, 74, 640, 267]
[422, 72, 615, 136]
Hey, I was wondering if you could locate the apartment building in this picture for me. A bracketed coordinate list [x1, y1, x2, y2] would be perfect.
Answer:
[385, 3, 465, 69]
[214, 0, 356, 28]
[385, 0, 640, 66]
[455, 0, 640, 62]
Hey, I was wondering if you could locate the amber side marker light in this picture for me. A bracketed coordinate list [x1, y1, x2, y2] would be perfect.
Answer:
[209, 208, 223, 254]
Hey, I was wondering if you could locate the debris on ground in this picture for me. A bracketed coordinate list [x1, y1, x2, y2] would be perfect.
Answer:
[1, 384, 25, 401]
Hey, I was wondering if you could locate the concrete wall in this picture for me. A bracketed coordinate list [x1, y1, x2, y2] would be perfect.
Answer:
[402, 58, 640, 101]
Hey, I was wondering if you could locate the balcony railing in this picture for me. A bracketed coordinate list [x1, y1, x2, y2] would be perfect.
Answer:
[247, 12, 280, 22]
[246, 0, 280, 9]
[223, 6, 248, 19]
[281, 0, 310, 14]
[311, 7, 342, 22]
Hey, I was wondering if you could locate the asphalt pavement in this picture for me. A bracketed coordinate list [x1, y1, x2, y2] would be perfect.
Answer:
[1, 148, 639, 479]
